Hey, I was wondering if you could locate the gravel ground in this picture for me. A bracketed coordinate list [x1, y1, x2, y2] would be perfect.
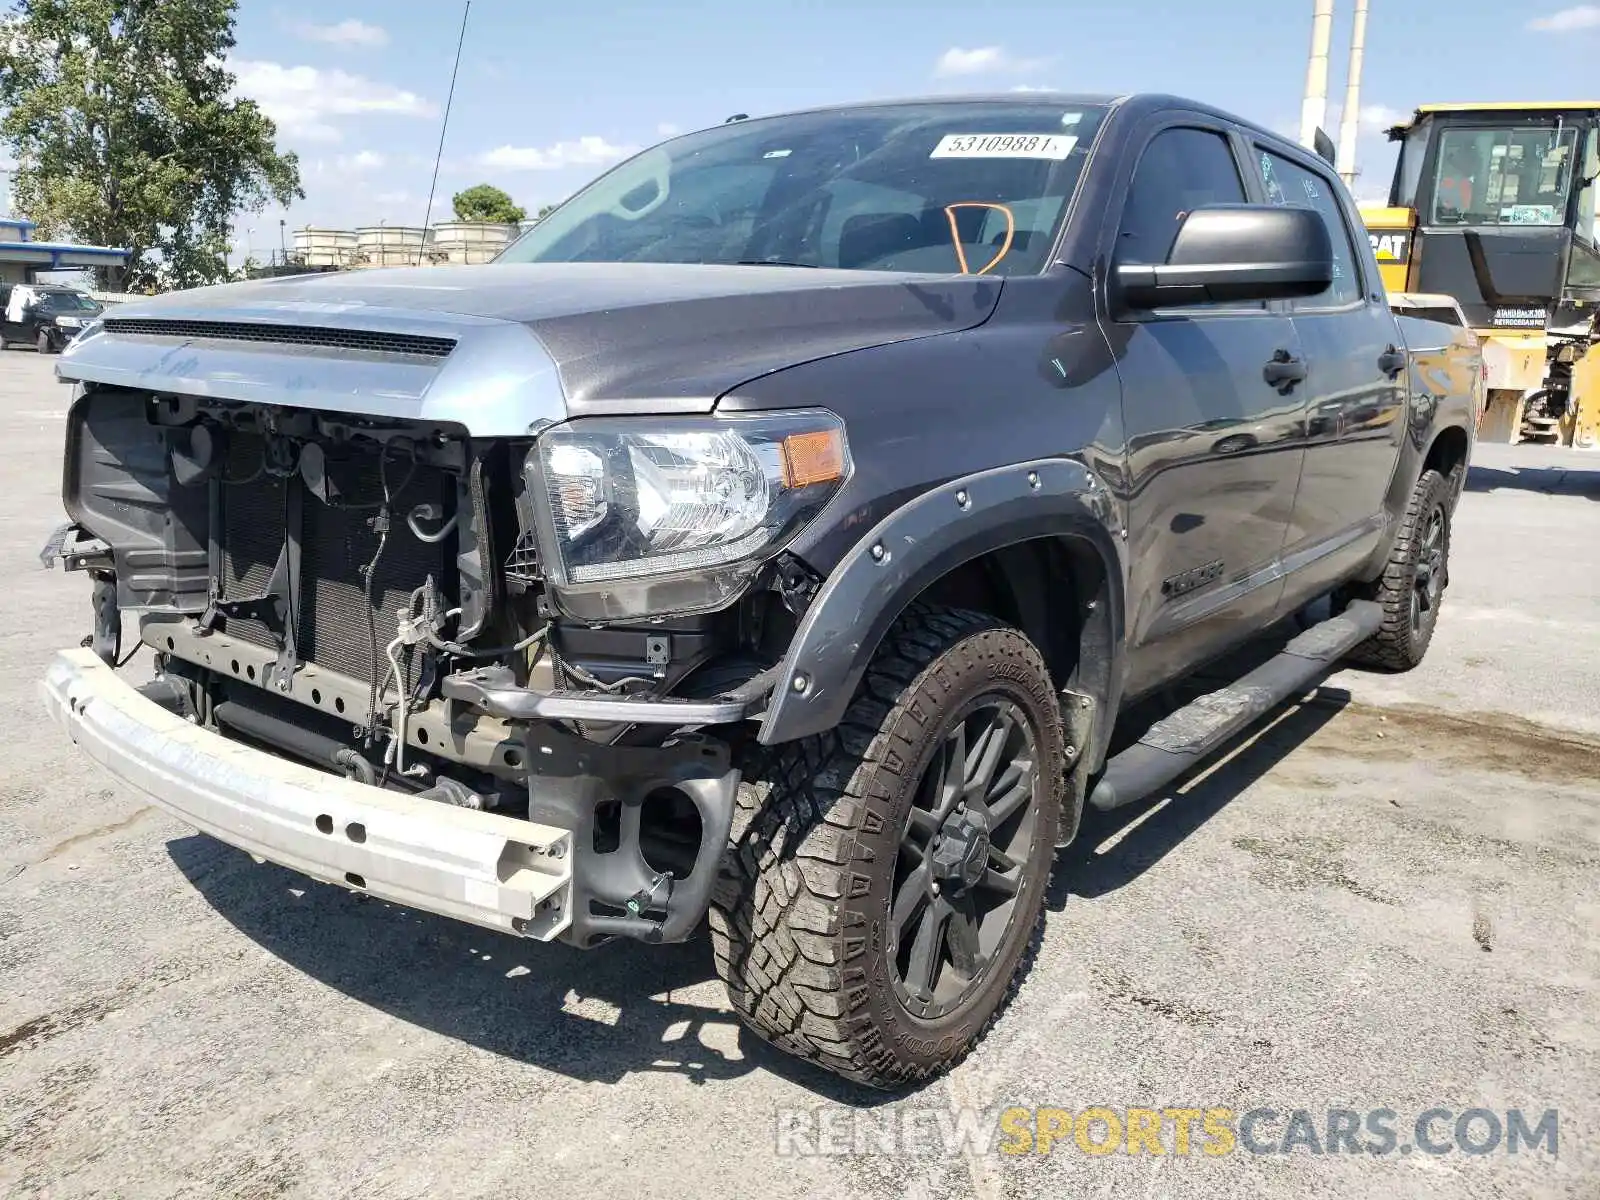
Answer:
[1, 348, 1597, 1199]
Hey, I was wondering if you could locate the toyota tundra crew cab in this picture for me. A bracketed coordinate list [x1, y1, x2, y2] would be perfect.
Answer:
[41, 94, 1481, 1089]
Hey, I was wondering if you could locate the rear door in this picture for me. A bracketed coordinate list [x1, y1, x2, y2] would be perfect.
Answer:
[1099, 119, 1309, 699]
[1249, 143, 1406, 608]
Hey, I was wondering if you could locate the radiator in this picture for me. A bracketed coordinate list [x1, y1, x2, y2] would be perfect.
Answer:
[218, 435, 453, 695]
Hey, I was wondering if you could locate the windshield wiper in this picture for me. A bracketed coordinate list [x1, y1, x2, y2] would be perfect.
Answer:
[733, 259, 821, 268]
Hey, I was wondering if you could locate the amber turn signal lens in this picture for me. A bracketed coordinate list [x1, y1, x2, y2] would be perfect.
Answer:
[780, 429, 846, 488]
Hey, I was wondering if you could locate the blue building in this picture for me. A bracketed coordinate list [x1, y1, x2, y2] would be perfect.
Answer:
[0, 217, 131, 286]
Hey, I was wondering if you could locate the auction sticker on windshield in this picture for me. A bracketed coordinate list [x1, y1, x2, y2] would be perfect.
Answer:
[931, 133, 1078, 159]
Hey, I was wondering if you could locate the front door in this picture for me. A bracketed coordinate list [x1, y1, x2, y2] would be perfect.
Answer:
[1102, 122, 1308, 699]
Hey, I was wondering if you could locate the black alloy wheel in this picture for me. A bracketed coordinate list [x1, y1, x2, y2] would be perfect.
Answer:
[890, 696, 1042, 1021]
[710, 604, 1066, 1089]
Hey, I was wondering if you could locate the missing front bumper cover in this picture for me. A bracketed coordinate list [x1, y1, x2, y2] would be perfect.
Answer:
[43, 644, 744, 948]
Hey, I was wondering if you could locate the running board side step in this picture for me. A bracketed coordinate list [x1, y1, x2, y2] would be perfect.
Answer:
[1088, 600, 1383, 812]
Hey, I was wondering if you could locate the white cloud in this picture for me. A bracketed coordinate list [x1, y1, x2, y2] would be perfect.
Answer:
[657, 122, 682, 138]
[231, 59, 436, 144]
[1358, 104, 1406, 131]
[291, 18, 389, 47]
[1528, 5, 1600, 30]
[1010, 84, 1055, 93]
[481, 136, 637, 171]
[934, 46, 1047, 78]
[373, 190, 410, 206]
[338, 150, 386, 172]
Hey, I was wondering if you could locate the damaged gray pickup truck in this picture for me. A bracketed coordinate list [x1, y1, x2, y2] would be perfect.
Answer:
[41, 93, 1481, 1089]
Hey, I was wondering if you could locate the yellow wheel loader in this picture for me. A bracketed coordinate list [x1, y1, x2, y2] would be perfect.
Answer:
[1361, 102, 1600, 449]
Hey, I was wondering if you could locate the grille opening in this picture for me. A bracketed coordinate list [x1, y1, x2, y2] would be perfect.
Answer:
[216, 431, 456, 713]
[104, 318, 456, 359]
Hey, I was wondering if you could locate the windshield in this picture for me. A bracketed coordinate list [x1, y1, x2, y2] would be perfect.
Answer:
[497, 101, 1109, 275]
[1430, 126, 1579, 227]
[34, 291, 97, 311]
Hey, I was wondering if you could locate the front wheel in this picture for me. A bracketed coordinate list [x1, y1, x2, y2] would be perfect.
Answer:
[36, 330, 56, 354]
[709, 604, 1064, 1089]
[1342, 467, 1453, 671]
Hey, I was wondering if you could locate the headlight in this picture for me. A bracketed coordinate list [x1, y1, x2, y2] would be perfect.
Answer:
[55, 316, 81, 328]
[530, 410, 850, 619]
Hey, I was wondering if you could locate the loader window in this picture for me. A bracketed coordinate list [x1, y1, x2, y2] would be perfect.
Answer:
[1389, 122, 1431, 209]
[1578, 128, 1600, 247]
[1429, 126, 1577, 227]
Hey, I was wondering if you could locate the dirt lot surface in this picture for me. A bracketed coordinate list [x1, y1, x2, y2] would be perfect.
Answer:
[2, 350, 1597, 1198]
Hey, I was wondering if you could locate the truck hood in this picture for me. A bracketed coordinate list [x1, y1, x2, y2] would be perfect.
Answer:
[56, 263, 1002, 435]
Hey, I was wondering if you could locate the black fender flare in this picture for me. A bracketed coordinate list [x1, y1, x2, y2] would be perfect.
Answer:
[758, 457, 1126, 746]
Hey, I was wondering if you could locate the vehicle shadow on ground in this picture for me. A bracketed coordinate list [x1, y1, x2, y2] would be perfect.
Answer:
[166, 646, 1352, 1105]
[1049, 680, 1350, 909]
[166, 835, 892, 1105]
[1466, 462, 1600, 499]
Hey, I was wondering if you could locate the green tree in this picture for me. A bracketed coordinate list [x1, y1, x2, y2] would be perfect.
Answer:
[451, 183, 526, 224]
[536, 203, 558, 220]
[0, 0, 303, 291]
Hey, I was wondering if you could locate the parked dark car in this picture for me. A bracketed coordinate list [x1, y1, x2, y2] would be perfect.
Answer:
[1, 283, 103, 353]
[41, 93, 1480, 1089]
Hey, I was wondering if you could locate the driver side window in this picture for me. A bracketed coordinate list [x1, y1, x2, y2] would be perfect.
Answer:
[1117, 127, 1248, 265]
[1117, 126, 1260, 312]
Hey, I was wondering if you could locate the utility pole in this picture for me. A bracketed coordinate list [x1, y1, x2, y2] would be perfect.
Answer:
[1336, 0, 1370, 185]
[1300, 0, 1336, 151]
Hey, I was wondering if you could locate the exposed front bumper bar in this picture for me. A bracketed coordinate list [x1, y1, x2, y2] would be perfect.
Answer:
[41, 648, 573, 940]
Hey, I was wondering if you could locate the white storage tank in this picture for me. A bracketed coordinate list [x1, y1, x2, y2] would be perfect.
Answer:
[292, 226, 358, 268]
[430, 221, 518, 264]
[354, 225, 437, 268]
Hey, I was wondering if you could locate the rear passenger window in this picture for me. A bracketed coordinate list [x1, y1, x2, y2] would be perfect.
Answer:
[1256, 150, 1363, 306]
[1117, 127, 1248, 265]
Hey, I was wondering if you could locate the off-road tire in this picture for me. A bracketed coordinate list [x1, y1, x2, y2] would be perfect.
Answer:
[1342, 467, 1453, 671]
[708, 604, 1064, 1089]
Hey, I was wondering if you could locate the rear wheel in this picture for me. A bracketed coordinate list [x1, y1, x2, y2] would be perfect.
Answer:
[709, 604, 1064, 1088]
[1342, 468, 1453, 670]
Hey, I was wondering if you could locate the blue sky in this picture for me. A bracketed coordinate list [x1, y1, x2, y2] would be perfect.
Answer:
[6, 0, 1600, 255]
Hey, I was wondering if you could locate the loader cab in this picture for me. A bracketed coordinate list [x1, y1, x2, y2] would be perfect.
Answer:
[1368, 103, 1600, 332]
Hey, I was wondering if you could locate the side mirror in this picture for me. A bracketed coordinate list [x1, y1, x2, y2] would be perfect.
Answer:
[1115, 204, 1335, 309]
